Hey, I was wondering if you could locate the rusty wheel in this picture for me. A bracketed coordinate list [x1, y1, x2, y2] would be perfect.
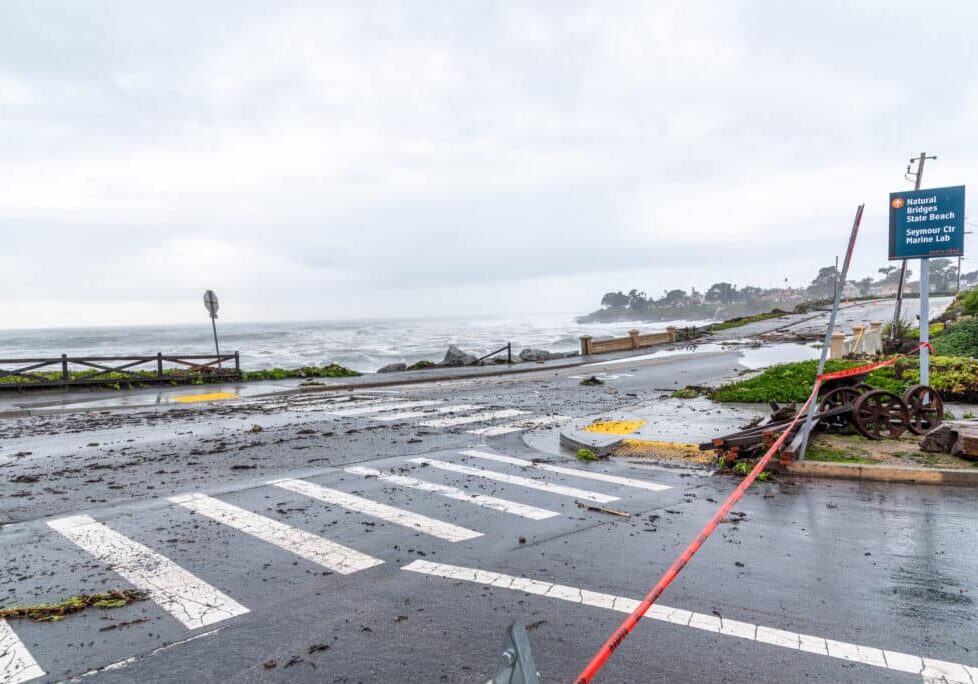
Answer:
[854, 383, 874, 394]
[818, 386, 860, 429]
[852, 390, 909, 440]
[902, 384, 944, 435]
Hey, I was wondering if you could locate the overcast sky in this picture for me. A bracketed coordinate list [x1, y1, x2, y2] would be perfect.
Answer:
[2, 1, 976, 328]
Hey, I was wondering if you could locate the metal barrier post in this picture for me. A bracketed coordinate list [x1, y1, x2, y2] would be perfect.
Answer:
[491, 623, 540, 684]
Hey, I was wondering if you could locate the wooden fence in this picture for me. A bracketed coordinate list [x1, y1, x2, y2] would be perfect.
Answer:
[579, 327, 677, 356]
[0, 353, 240, 389]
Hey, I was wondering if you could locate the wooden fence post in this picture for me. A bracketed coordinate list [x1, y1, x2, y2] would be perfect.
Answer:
[628, 330, 639, 349]
[157, 353, 163, 378]
[234, 351, 240, 375]
[580, 336, 592, 355]
[61, 354, 68, 381]
[667, 326, 677, 343]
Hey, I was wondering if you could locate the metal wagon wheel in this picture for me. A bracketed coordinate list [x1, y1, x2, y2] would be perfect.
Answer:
[854, 383, 874, 394]
[852, 390, 909, 440]
[818, 386, 861, 429]
[902, 384, 944, 435]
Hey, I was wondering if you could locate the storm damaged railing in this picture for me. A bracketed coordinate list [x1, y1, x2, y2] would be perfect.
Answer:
[470, 343, 513, 366]
[0, 353, 241, 389]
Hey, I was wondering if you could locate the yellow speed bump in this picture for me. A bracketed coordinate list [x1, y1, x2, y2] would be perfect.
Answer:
[171, 392, 239, 404]
[582, 420, 646, 435]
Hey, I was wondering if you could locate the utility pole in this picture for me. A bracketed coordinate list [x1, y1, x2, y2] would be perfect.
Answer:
[891, 152, 936, 342]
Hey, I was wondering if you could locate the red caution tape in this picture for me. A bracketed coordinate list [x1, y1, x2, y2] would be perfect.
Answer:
[573, 342, 932, 683]
[817, 341, 933, 382]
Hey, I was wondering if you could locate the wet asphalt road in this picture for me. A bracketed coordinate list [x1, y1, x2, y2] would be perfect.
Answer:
[2, 342, 977, 683]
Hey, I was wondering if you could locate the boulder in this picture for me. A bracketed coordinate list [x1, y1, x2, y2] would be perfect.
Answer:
[442, 345, 477, 367]
[377, 362, 407, 374]
[519, 348, 556, 362]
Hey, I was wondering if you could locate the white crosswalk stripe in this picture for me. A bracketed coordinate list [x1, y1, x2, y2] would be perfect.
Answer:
[459, 449, 672, 492]
[328, 400, 441, 416]
[169, 493, 383, 574]
[374, 404, 482, 421]
[0, 619, 44, 684]
[466, 414, 571, 436]
[344, 466, 559, 520]
[47, 515, 249, 629]
[419, 409, 528, 428]
[408, 457, 619, 503]
[270, 478, 482, 542]
[403, 560, 978, 684]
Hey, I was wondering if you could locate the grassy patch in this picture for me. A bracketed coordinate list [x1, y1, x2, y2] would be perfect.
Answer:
[406, 360, 437, 371]
[576, 448, 599, 461]
[933, 319, 978, 357]
[711, 355, 978, 403]
[804, 444, 875, 464]
[0, 363, 360, 391]
[241, 364, 360, 381]
[709, 310, 788, 332]
[671, 387, 699, 399]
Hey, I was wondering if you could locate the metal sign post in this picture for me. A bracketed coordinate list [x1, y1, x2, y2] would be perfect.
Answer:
[203, 290, 222, 369]
[888, 184, 965, 384]
[798, 204, 865, 460]
[920, 259, 929, 385]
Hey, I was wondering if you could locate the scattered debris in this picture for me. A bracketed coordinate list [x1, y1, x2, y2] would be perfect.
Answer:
[575, 501, 631, 518]
[920, 420, 978, 460]
[0, 590, 147, 622]
[10, 474, 39, 483]
[249, 424, 263, 433]
[575, 448, 599, 461]
[579, 376, 604, 386]
[263, 660, 277, 669]
[99, 617, 150, 631]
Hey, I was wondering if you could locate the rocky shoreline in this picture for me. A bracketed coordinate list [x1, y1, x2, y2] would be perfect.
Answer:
[376, 344, 577, 374]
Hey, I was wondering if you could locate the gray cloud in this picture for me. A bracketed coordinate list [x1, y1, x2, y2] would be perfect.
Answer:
[2, 1, 976, 326]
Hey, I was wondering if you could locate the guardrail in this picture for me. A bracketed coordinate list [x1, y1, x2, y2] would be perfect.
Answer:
[579, 327, 677, 356]
[0, 353, 241, 389]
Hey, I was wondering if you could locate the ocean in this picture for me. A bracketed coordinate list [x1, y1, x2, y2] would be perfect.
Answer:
[0, 314, 711, 374]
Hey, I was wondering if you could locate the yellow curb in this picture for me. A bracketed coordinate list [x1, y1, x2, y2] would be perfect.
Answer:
[614, 439, 713, 464]
[171, 392, 239, 404]
[583, 420, 646, 435]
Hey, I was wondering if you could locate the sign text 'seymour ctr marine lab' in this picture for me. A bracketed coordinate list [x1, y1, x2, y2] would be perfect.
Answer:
[889, 185, 965, 260]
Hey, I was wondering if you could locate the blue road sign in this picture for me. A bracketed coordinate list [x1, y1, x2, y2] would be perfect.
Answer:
[889, 185, 965, 260]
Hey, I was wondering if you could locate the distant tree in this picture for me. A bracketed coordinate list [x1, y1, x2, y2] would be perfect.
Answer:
[808, 266, 838, 299]
[657, 289, 689, 307]
[855, 277, 874, 296]
[601, 291, 630, 309]
[877, 265, 910, 285]
[626, 289, 648, 313]
[928, 258, 956, 292]
[705, 282, 735, 305]
[739, 286, 763, 303]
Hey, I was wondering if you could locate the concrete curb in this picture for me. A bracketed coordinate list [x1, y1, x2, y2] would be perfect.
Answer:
[778, 460, 978, 486]
[558, 430, 624, 457]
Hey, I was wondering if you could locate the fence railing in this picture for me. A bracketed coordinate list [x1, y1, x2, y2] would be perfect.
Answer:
[579, 327, 677, 356]
[0, 353, 241, 389]
[470, 343, 513, 366]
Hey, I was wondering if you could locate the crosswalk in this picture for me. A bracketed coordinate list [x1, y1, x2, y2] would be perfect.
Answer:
[3, 448, 670, 683]
[256, 392, 571, 437]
